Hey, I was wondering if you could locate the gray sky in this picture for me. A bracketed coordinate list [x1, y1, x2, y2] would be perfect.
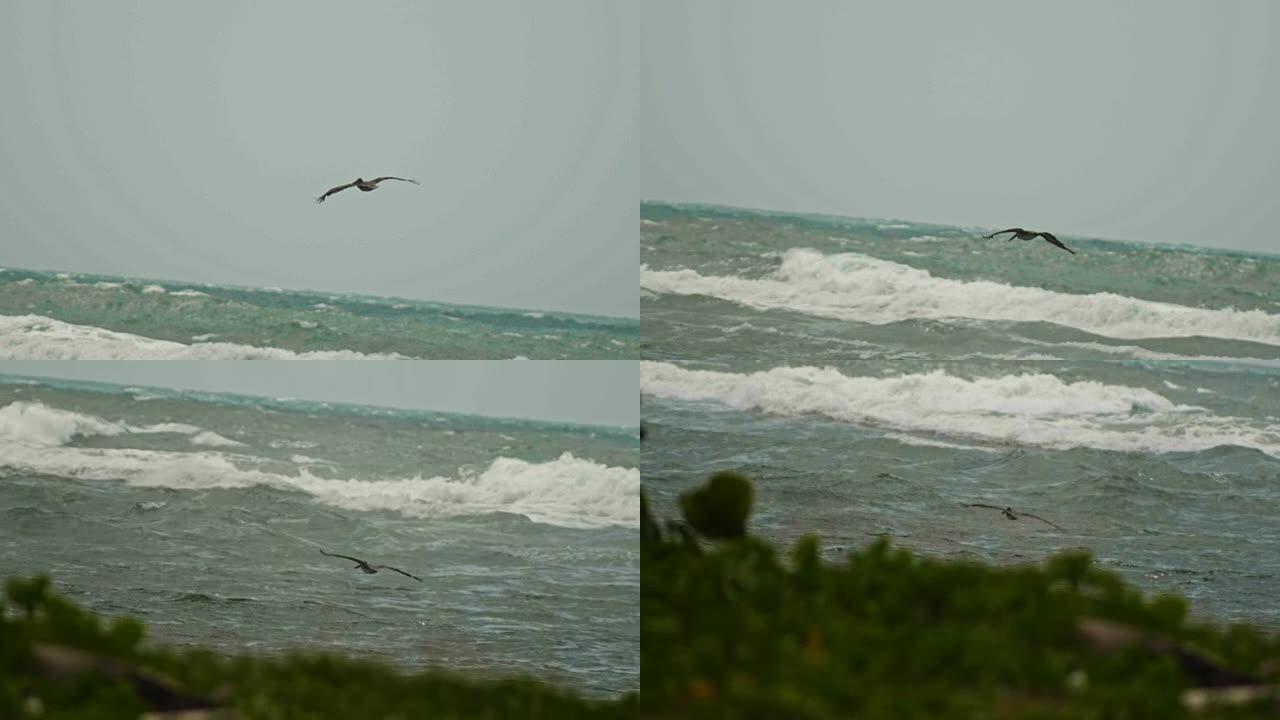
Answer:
[0, 0, 636, 317]
[642, 1, 1280, 252]
[0, 361, 638, 428]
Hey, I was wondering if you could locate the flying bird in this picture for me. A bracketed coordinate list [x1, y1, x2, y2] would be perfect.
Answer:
[315, 176, 419, 204]
[982, 227, 1076, 255]
[965, 503, 1065, 530]
[319, 550, 422, 582]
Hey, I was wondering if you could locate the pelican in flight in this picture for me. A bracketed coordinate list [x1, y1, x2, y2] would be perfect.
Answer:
[315, 176, 419, 204]
[982, 228, 1076, 255]
[965, 504, 1065, 530]
[319, 550, 422, 582]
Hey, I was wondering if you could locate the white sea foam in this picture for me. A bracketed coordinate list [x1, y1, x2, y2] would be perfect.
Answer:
[883, 432, 998, 453]
[190, 431, 244, 447]
[641, 361, 1280, 457]
[0, 402, 128, 445]
[15, 279, 34, 286]
[1013, 337, 1280, 367]
[169, 289, 208, 297]
[291, 452, 638, 528]
[0, 402, 220, 446]
[641, 249, 1280, 346]
[0, 314, 405, 359]
[93, 282, 123, 289]
[142, 285, 166, 294]
[0, 404, 638, 528]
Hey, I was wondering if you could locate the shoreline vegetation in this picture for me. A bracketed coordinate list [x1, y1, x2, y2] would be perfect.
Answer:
[642, 471, 1280, 718]
[0, 576, 637, 719]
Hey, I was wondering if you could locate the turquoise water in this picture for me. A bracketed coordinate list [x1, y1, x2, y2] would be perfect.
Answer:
[641, 202, 1280, 626]
[0, 267, 638, 359]
[0, 375, 639, 695]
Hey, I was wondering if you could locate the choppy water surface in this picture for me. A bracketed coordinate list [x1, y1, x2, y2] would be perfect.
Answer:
[0, 268, 637, 359]
[642, 202, 1280, 626]
[0, 376, 639, 695]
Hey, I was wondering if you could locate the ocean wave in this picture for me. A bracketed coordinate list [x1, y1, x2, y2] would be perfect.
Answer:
[0, 314, 405, 359]
[640, 249, 1280, 346]
[0, 402, 638, 528]
[190, 430, 244, 447]
[0, 401, 233, 447]
[640, 361, 1280, 457]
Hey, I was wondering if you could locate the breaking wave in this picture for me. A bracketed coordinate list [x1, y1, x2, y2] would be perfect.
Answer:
[0, 315, 405, 360]
[640, 361, 1280, 457]
[641, 249, 1280, 346]
[0, 402, 638, 528]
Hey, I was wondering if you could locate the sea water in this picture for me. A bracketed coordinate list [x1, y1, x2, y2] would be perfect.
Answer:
[641, 202, 1280, 626]
[0, 376, 639, 695]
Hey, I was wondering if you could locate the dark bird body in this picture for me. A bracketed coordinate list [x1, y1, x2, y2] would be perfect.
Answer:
[965, 503, 1064, 530]
[315, 176, 419, 204]
[320, 550, 422, 582]
[982, 227, 1076, 255]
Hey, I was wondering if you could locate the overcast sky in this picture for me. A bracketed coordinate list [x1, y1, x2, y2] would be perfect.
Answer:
[0, 0, 636, 317]
[0, 361, 638, 428]
[641, 1, 1280, 252]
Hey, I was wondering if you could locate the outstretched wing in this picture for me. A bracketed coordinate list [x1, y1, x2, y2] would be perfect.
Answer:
[1017, 511, 1065, 530]
[964, 503, 1005, 511]
[982, 228, 1023, 239]
[378, 565, 423, 582]
[369, 176, 419, 186]
[1036, 232, 1076, 255]
[315, 181, 357, 204]
[320, 550, 366, 564]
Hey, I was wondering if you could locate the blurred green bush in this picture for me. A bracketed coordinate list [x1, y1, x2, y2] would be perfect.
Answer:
[0, 575, 636, 719]
[642, 472, 1280, 718]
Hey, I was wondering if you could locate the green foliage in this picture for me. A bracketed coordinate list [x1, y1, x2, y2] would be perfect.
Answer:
[0, 576, 636, 719]
[679, 470, 754, 539]
[642, 477, 1280, 719]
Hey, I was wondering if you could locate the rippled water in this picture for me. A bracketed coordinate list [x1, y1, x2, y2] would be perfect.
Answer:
[0, 268, 638, 359]
[0, 376, 639, 695]
[641, 202, 1280, 626]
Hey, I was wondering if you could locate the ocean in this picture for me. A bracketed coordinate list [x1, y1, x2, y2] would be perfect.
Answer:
[0, 376, 639, 696]
[640, 202, 1280, 626]
[0, 268, 637, 359]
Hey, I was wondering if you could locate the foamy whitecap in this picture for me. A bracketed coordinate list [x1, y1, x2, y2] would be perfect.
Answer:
[0, 401, 127, 445]
[169, 289, 208, 297]
[142, 285, 166, 294]
[190, 431, 244, 447]
[641, 361, 1280, 457]
[0, 401, 233, 446]
[0, 314, 405, 359]
[0, 408, 638, 528]
[641, 249, 1280, 346]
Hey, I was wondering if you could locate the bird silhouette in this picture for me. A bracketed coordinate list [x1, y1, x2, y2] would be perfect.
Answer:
[319, 550, 422, 582]
[964, 503, 1064, 530]
[982, 227, 1076, 255]
[315, 176, 419, 204]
